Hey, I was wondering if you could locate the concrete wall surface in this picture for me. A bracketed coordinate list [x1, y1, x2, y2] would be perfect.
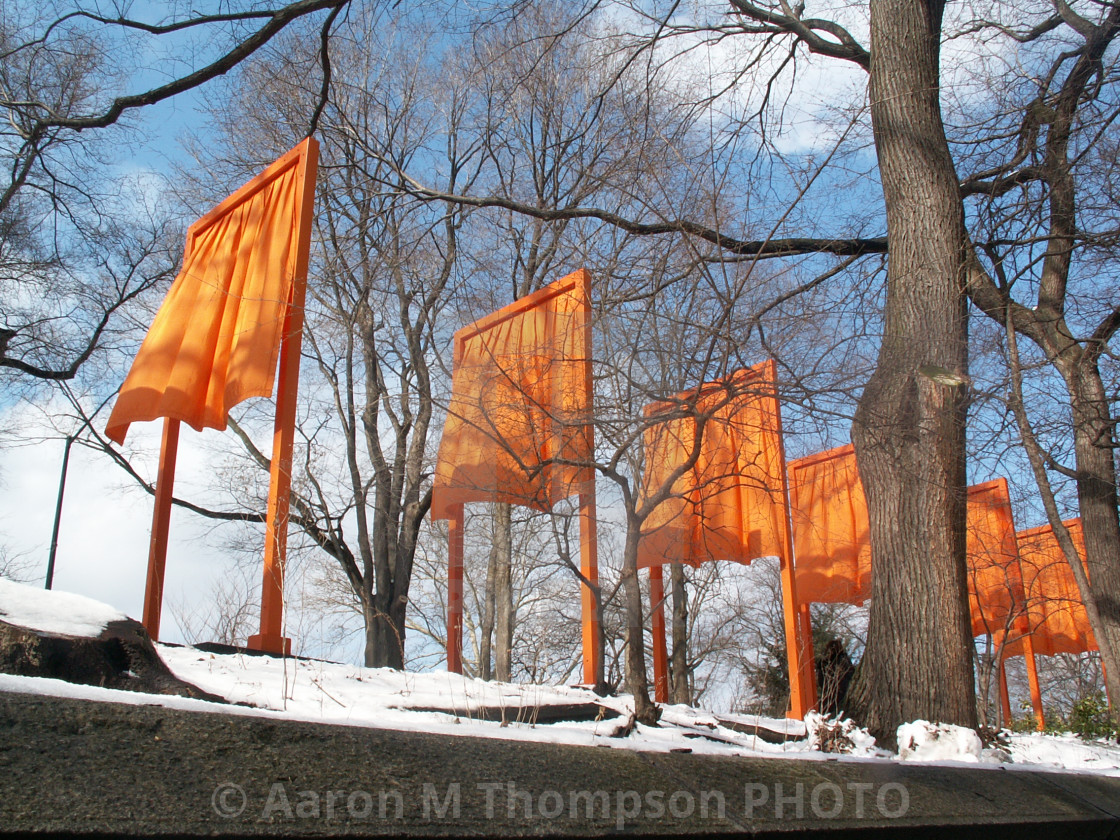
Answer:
[1, 690, 1118, 839]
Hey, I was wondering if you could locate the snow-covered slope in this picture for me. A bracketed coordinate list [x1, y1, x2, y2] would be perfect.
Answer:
[155, 643, 810, 756]
[2, 580, 1119, 776]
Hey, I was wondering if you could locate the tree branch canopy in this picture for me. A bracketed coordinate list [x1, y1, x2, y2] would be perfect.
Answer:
[395, 174, 887, 259]
[0, 0, 351, 219]
[728, 0, 870, 69]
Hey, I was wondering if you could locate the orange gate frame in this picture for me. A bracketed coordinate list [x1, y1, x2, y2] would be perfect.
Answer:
[106, 138, 319, 653]
[249, 147, 318, 655]
[639, 360, 816, 719]
[1013, 519, 1097, 657]
[788, 444, 1048, 728]
[430, 269, 600, 684]
[966, 479, 1044, 729]
[1005, 518, 1101, 723]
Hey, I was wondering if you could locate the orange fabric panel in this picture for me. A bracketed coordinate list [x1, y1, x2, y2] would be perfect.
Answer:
[106, 140, 317, 444]
[636, 361, 788, 569]
[789, 456, 1028, 636]
[788, 444, 871, 605]
[430, 269, 593, 519]
[1011, 518, 1096, 657]
[966, 479, 1028, 640]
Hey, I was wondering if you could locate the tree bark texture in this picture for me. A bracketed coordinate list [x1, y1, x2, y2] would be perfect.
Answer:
[479, 538, 497, 682]
[492, 502, 514, 682]
[365, 595, 408, 670]
[1067, 362, 1120, 691]
[848, 0, 977, 745]
[622, 521, 659, 725]
[669, 562, 690, 705]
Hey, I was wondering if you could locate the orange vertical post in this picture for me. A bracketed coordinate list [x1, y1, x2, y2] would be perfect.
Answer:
[579, 489, 602, 686]
[1021, 634, 1045, 731]
[248, 137, 318, 657]
[142, 417, 180, 641]
[779, 551, 812, 717]
[577, 272, 600, 687]
[769, 361, 816, 719]
[1011, 573, 1045, 730]
[649, 564, 669, 703]
[447, 504, 465, 674]
[248, 306, 301, 655]
[997, 659, 1012, 727]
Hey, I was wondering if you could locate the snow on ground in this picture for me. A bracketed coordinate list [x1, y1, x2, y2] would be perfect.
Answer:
[1005, 731, 1120, 775]
[898, 721, 983, 762]
[155, 644, 806, 757]
[3, 580, 1120, 776]
[0, 578, 126, 637]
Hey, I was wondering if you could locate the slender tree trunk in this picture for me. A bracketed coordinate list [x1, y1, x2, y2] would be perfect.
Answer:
[492, 502, 514, 682]
[365, 517, 412, 671]
[974, 639, 994, 729]
[669, 562, 690, 705]
[622, 521, 658, 725]
[362, 596, 377, 668]
[597, 595, 607, 690]
[959, 0, 1120, 722]
[1066, 363, 1120, 673]
[479, 512, 499, 681]
[1021, 350, 1120, 718]
[848, 0, 977, 746]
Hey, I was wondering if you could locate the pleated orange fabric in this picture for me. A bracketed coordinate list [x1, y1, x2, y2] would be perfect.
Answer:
[636, 360, 788, 569]
[789, 454, 1032, 638]
[430, 269, 593, 519]
[966, 479, 1029, 641]
[1011, 518, 1096, 657]
[788, 444, 871, 605]
[106, 140, 316, 444]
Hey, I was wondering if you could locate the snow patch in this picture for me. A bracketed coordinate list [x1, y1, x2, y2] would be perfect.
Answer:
[1006, 731, 1120, 774]
[804, 711, 881, 757]
[897, 720, 983, 763]
[0, 579, 126, 638]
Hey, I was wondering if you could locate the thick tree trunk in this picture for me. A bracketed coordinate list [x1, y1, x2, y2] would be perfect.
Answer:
[364, 593, 407, 670]
[622, 523, 659, 725]
[848, 0, 977, 746]
[669, 562, 690, 705]
[492, 503, 514, 682]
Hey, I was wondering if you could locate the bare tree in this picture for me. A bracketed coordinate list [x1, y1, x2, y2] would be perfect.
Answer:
[82, 7, 482, 669]
[0, 0, 351, 388]
[171, 565, 259, 647]
[388, 0, 1120, 741]
[0, 546, 37, 584]
[954, 4, 1120, 721]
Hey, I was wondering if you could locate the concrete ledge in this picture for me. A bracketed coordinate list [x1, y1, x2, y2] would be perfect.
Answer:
[1, 690, 1118, 838]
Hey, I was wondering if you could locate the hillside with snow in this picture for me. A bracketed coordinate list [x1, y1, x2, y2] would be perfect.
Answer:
[2, 579, 1119, 777]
